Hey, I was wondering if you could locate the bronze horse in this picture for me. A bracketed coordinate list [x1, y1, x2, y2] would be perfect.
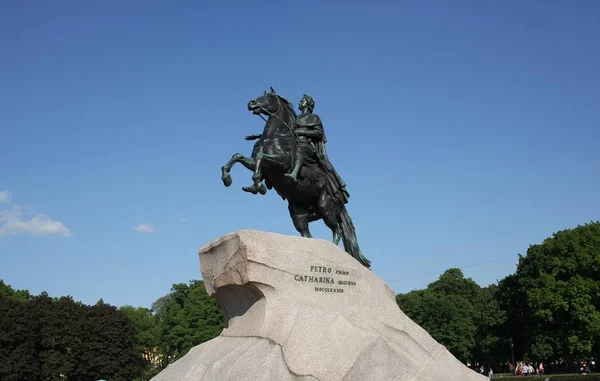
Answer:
[220, 88, 371, 268]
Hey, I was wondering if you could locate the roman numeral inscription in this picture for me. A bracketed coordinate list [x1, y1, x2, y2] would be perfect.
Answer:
[293, 266, 357, 293]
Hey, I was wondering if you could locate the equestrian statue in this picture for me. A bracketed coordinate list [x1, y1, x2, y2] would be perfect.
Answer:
[220, 88, 371, 268]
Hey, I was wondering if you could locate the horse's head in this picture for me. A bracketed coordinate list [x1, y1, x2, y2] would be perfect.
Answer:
[247, 87, 281, 116]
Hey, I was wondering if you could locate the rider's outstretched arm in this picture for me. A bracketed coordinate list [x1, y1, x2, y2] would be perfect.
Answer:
[245, 134, 262, 141]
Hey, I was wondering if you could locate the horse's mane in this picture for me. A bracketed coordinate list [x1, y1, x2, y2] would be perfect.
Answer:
[276, 95, 297, 119]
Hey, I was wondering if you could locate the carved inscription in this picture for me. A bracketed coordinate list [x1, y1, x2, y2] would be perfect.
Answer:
[294, 265, 357, 293]
[293, 275, 335, 284]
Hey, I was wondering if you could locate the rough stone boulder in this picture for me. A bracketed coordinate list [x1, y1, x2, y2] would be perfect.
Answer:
[150, 230, 487, 381]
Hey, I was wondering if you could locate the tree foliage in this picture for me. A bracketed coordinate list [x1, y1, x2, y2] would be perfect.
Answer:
[152, 280, 224, 366]
[396, 268, 505, 364]
[120, 306, 159, 359]
[0, 279, 224, 381]
[499, 222, 600, 362]
[397, 221, 600, 371]
[0, 290, 41, 381]
[0, 282, 143, 381]
[0, 279, 31, 301]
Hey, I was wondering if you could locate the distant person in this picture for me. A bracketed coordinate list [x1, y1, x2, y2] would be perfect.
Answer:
[516, 363, 523, 377]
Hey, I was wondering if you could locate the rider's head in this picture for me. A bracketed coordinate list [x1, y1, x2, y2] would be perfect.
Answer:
[299, 94, 315, 113]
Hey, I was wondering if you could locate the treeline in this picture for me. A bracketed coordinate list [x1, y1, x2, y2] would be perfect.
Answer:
[1, 222, 598, 379]
[396, 221, 600, 372]
[0, 279, 224, 381]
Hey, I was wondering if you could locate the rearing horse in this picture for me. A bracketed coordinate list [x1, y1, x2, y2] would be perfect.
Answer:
[220, 88, 371, 268]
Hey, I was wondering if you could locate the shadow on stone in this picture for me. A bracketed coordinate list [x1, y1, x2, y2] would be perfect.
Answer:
[214, 283, 265, 332]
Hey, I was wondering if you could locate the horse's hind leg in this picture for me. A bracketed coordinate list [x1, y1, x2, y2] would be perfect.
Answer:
[221, 153, 255, 187]
[317, 190, 342, 244]
[288, 203, 312, 238]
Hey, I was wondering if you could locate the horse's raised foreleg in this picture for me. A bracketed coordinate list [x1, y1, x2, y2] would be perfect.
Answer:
[243, 151, 286, 195]
[221, 153, 255, 187]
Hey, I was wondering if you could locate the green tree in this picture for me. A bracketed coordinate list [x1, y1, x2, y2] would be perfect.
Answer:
[153, 280, 224, 366]
[398, 287, 477, 361]
[38, 295, 86, 380]
[474, 284, 507, 365]
[502, 222, 600, 363]
[397, 269, 505, 364]
[75, 301, 144, 381]
[0, 279, 31, 301]
[0, 290, 41, 381]
[120, 305, 160, 380]
[0, 280, 146, 381]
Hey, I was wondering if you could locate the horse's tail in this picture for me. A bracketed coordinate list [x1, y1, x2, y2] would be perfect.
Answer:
[339, 206, 371, 269]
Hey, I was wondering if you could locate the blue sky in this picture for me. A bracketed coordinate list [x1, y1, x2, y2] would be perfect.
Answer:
[1, 1, 598, 308]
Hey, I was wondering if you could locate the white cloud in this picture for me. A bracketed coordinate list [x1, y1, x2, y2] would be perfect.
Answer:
[0, 191, 11, 204]
[134, 223, 155, 233]
[179, 217, 189, 223]
[0, 206, 71, 238]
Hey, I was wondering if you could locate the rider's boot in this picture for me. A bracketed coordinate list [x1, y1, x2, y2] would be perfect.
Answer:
[285, 161, 302, 182]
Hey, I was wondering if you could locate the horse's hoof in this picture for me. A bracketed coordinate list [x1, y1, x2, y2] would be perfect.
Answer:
[333, 230, 342, 245]
[242, 186, 258, 195]
[258, 184, 267, 195]
[222, 174, 232, 187]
